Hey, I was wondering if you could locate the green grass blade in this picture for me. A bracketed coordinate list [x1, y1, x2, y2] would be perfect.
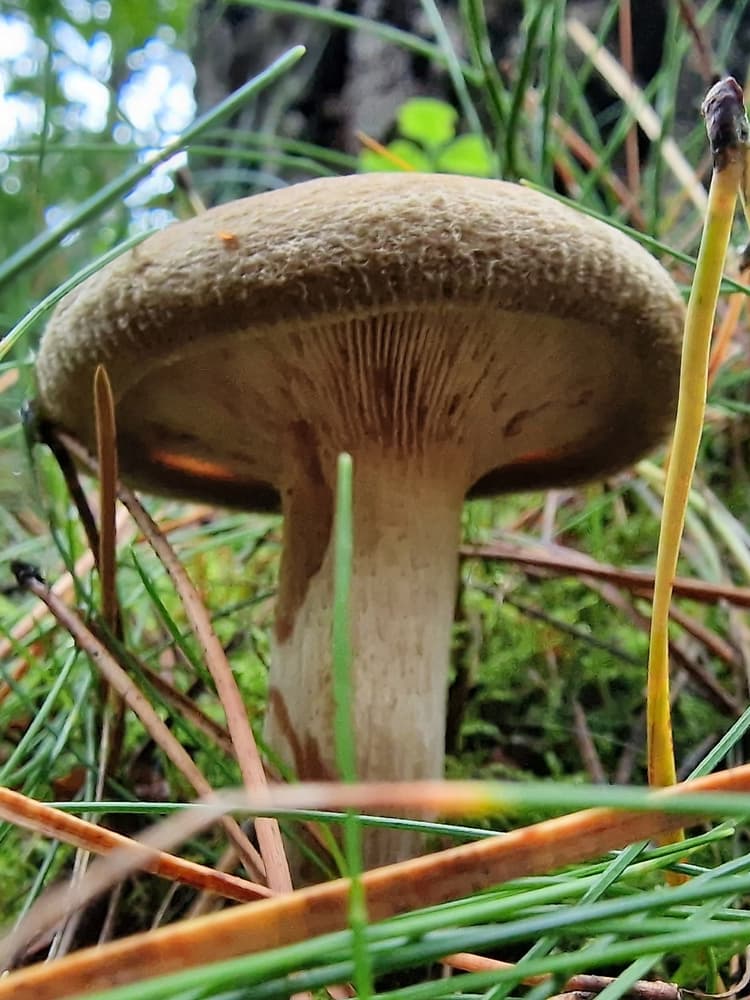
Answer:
[419, 0, 483, 135]
[332, 452, 372, 997]
[459, 0, 509, 165]
[0, 231, 151, 362]
[0, 45, 306, 292]
[504, 2, 545, 176]
[234, 0, 480, 83]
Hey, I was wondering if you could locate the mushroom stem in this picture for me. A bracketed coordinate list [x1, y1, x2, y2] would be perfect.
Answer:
[267, 446, 468, 870]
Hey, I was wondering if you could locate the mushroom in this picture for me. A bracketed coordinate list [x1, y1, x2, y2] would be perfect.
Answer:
[36, 173, 684, 869]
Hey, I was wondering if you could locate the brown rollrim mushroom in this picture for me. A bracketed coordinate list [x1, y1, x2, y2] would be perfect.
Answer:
[36, 173, 684, 869]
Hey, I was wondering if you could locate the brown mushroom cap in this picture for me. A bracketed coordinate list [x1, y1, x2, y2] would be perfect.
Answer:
[36, 172, 683, 507]
[36, 173, 685, 871]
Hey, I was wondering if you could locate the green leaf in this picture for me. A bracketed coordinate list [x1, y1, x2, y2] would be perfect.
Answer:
[436, 134, 495, 177]
[397, 97, 458, 148]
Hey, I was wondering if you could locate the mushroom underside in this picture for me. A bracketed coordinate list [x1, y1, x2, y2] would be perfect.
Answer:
[91, 303, 670, 867]
[109, 304, 670, 501]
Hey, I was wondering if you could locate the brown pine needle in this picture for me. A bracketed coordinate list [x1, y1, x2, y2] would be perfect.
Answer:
[4, 763, 750, 999]
[355, 130, 416, 171]
[0, 786, 269, 904]
[93, 365, 119, 633]
[9, 562, 265, 881]
[55, 430, 293, 894]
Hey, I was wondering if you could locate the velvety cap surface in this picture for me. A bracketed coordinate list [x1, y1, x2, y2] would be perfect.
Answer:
[36, 172, 684, 506]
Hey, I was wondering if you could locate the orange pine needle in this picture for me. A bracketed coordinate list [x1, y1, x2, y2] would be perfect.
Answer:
[355, 130, 416, 171]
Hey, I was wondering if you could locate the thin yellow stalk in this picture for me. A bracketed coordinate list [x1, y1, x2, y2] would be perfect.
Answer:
[648, 79, 748, 794]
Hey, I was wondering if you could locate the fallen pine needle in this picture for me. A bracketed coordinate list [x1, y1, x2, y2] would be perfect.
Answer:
[442, 953, 680, 999]
[0, 786, 269, 904]
[9, 561, 265, 881]
[0, 507, 133, 704]
[4, 763, 750, 999]
[55, 429, 293, 895]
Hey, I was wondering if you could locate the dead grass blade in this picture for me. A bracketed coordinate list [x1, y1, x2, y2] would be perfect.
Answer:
[566, 17, 707, 213]
[4, 764, 750, 1000]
